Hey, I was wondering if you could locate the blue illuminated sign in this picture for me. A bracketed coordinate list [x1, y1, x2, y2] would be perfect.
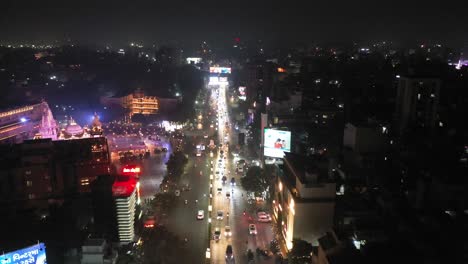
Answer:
[1, 243, 47, 264]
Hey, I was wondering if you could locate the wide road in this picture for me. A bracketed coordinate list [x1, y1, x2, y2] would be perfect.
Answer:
[210, 84, 275, 264]
[160, 87, 215, 263]
[164, 154, 211, 264]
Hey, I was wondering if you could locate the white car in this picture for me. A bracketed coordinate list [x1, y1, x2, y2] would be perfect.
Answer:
[257, 212, 272, 223]
[197, 210, 204, 220]
[249, 224, 257, 235]
[217, 210, 224, 220]
[224, 226, 232, 237]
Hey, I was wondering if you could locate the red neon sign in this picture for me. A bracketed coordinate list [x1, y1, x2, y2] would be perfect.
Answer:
[123, 167, 141, 173]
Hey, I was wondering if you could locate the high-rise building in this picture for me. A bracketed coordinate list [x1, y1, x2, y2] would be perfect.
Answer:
[395, 77, 440, 134]
[246, 60, 275, 107]
[274, 153, 335, 249]
[112, 176, 138, 244]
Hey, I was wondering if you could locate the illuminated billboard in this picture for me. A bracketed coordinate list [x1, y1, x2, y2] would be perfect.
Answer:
[186, 57, 202, 64]
[209, 67, 231, 74]
[1, 243, 47, 264]
[263, 129, 291, 158]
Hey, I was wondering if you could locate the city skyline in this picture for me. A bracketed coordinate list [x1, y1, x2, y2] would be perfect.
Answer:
[1, 0, 468, 48]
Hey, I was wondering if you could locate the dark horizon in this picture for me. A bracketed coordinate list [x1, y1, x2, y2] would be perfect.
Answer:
[2, 0, 468, 49]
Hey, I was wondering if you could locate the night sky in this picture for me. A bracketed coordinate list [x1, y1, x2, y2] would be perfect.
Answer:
[1, 0, 467, 48]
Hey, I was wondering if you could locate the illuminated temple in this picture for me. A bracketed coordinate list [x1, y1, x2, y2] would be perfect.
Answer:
[0, 101, 103, 144]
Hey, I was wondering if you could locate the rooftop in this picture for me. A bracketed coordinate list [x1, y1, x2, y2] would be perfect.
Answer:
[284, 152, 330, 185]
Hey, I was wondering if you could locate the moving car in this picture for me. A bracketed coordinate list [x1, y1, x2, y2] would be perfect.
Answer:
[217, 187, 223, 194]
[257, 211, 272, 223]
[230, 177, 236, 186]
[226, 192, 231, 199]
[197, 210, 204, 220]
[224, 226, 232, 237]
[249, 224, 257, 235]
[217, 210, 224, 220]
[213, 228, 221, 241]
[225, 245, 234, 263]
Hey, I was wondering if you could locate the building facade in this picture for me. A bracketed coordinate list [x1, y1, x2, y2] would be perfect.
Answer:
[0, 137, 111, 212]
[395, 77, 440, 134]
[122, 89, 159, 116]
[100, 89, 159, 119]
[112, 176, 138, 244]
[274, 153, 336, 249]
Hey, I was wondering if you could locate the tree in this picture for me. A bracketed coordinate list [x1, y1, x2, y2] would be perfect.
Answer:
[141, 226, 189, 264]
[241, 166, 269, 197]
[151, 192, 176, 212]
[287, 239, 313, 264]
[166, 151, 188, 178]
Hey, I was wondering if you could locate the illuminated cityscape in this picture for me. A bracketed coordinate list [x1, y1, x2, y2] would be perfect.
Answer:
[0, 1, 468, 264]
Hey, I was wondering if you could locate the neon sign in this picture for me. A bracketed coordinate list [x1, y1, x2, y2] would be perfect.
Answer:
[122, 167, 140, 174]
[0, 243, 47, 264]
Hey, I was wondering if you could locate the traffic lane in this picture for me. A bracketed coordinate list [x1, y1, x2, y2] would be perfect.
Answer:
[163, 156, 210, 263]
[210, 180, 227, 263]
[226, 168, 275, 263]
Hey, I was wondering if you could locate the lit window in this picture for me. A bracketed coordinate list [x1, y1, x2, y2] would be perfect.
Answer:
[28, 193, 35, 199]
[25, 170, 31, 175]
[26, 180, 33, 187]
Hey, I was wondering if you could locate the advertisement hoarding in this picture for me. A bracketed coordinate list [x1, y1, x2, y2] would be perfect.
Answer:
[263, 129, 291, 158]
[186, 57, 202, 64]
[1, 243, 47, 264]
[209, 67, 232, 74]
